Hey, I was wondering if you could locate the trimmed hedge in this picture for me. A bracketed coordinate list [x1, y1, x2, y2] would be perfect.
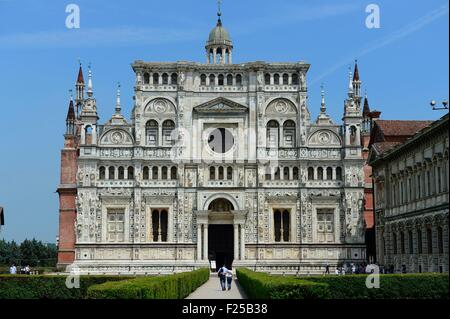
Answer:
[87, 268, 210, 299]
[236, 268, 449, 299]
[236, 268, 330, 299]
[0, 275, 134, 299]
[307, 273, 449, 299]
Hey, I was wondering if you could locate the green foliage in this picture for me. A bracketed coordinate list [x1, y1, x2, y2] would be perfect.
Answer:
[87, 268, 210, 299]
[236, 268, 330, 299]
[236, 268, 449, 299]
[307, 273, 449, 299]
[0, 275, 133, 299]
[0, 239, 57, 267]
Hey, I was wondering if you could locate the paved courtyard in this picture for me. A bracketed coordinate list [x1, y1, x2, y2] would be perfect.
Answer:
[186, 274, 247, 299]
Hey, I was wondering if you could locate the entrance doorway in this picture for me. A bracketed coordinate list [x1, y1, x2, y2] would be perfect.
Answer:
[208, 225, 234, 270]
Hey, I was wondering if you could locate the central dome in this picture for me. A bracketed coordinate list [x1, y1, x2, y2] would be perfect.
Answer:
[207, 20, 233, 47]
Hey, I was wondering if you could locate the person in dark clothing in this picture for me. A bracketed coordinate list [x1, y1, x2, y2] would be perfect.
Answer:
[217, 265, 227, 291]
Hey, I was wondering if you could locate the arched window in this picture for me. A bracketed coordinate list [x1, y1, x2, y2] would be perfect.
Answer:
[417, 229, 423, 254]
[265, 73, 271, 85]
[151, 209, 160, 242]
[162, 167, 168, 180]
[99, 166, 105, 180]
[283, 120, 296, 147]
[162, 120, 175, 146]
[218, 74, 224, 86]
[327, 167, 333, 180]
[438, 227, 444, 254]
[160, 210, 168, 242]
[393, 233, 397, 254]
[227, 74, 233, 86]
[227, 167, 233, 180]
[274, 209, 290, 242]
[400, 231, 405, 254]
[200, 74, 207, 86]
[170, 166, 177, 180]
[292, 73, 299, 85]
[84, 126, 93, 145]
[127, 167, 134, 180]
[143, 73, 150, 84]
[153, 73, 160, 84]
[152, 167, 159, 180]
[349, 126, 357, 145]
[283, 167, 289, 180]
[146, 120, 159, 146]
[408, 231, 414, 254]
[118, 167, 125, 180]
[236, 74, 242, 86]
[143, 166, 149, 180]
[162, 73, 169, 85]
[308, 167, 314, 180]
[267, 120, 279, 148]
[282, 73, 289, 85]
[336, 167, 342, 181]
[171, 73, 178, 85]
[282, 210, 290, 242]
[218, 167, 224, 180]
[317, 167, 324, 180]
[209, 74, 215, 86]
[274, 167, 281, 180]
[274, 74, 280, 85]
[274, 210, 281, 242]
[293, 167, 299, 180]
[427, 228, 433, 254]
[265, 167, 272, 181]
[210, 167, 215, 180]
[109, 167, 115, 180]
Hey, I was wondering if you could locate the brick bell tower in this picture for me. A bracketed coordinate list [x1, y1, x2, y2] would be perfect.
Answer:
[56, 65, 84, 270]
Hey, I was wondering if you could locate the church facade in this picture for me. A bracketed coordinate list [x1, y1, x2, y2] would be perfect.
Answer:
[57, 11, 367, 274]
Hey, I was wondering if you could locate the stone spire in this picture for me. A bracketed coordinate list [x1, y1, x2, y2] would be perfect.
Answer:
[348, 67, 353, 96]
[66, 91, 76, 135]
[115, 83, 121, 114]
[206, 0, 233, 64]
[87, 64, 93, 97]
[75, 62, 85, 116]
[320, 84, 326, 113]
[352, 60, 361, 98]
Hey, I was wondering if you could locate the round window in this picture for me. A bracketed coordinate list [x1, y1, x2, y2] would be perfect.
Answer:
[208, 128, 234, 154]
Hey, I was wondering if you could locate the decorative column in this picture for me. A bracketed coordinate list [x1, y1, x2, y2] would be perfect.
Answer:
[228, 50, 232, 64]
[240, 224, 245, 260]
[234, 224, 239, 260]
[197, 224, 202, 260]
[213, 48, 217, 65]
[203, 224, 208, 261]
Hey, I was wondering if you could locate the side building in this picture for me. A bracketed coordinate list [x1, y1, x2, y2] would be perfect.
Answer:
[369, 114, 449, 273]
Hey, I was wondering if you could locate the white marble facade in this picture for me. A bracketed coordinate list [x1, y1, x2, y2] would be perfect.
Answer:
[71, 17, 366, 275]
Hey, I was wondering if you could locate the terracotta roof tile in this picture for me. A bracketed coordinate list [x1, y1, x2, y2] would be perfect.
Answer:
[76, 65, 84, 84]
[372, 141, 401, 155]
[353, 62, 360, 82]
[375, 120, 433, 138]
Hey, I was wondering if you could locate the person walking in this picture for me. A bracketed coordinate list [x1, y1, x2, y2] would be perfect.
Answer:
[225, 268, 233, 290]
[324, 262, 330, 274]
[217, 265, 228, 291]
[9, 264, 16, 275]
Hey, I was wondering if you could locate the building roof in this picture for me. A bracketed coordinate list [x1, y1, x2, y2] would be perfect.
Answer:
[363, 96, 370, 116]
[353, 62, 360, 82]
[369, 114, 448, 165]
[66, 99, 75, 121]
[76, 65, 84, 84]
[375, 120, 433, 137]
[372, 141, 401, 155]
[206, 19, 233, 48]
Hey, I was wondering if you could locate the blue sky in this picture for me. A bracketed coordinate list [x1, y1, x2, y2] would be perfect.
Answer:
[0, 0, 448, 243]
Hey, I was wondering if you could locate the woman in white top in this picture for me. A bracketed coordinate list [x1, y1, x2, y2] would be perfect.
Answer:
[225, 268, 233, 290]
